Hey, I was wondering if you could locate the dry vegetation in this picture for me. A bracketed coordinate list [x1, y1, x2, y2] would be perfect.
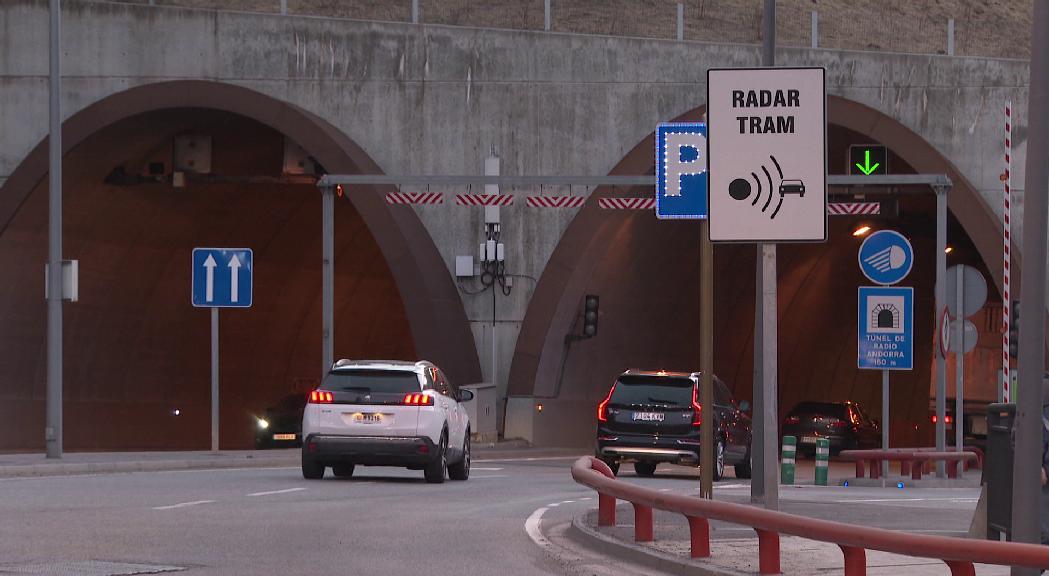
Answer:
[106, 0, 1032, 59]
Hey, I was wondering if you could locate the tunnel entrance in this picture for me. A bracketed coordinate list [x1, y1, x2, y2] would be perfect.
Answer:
[0, 81, 483, 450]
[509, 99, 1004, 449]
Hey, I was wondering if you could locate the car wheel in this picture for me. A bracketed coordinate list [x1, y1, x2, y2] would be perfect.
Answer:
[332, 464, 355, 478]
[634, 461, 657, 477]
[424, 433, 448, 484]
[301, 457, 325, 480]
[449, 433, 471, 481]
[735, 444, 753, 479]
[713, 438, 726, 482]
[600, 458, 620, 476]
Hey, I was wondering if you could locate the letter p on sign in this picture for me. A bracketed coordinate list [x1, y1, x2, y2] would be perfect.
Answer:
[656, 123, 708, 219]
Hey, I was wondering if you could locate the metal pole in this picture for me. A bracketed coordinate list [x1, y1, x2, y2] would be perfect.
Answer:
[1012, 0, 1049, 566]
[810, 11, 818, 49]
[45, 0, 63, 460]
[882, 370, 889, 477]
[677, 3, 684, 41]
[947, 18, 955, 56]
[544, 0, 551, 31]
[955, 269, 964, 452]
[751, 0, 779, 511]
[700, 220, 714, 499]
[321, 187, 334, 376]
[211, 307, 219, 453]
[280, 0, 286, 15]
[934, 186, 947, 477]
[411, 0, 419, 24]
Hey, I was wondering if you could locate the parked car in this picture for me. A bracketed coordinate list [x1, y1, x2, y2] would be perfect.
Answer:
[595, 370, 752, 480]
[781, 401, 880, 456]
[254, 393, 307, 449]
[301, 359, 473, 484]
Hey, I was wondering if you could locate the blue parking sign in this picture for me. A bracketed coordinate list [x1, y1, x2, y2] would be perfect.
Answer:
[656, 123, 708, 219]
[858, 286, 913, 370]
[192, 248, 253, 308]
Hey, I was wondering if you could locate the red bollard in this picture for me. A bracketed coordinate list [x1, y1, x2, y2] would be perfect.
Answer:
[839, 545, 867, 576]
[687, 516, 711, 558]
[632, 503, 653, 542]
[598, 492, 616, 526]
[755, 528, 781, 574]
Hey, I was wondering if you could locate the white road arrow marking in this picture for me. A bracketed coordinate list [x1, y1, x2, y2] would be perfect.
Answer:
[228, 254, 242, 303]
[203, 254, 217, 302]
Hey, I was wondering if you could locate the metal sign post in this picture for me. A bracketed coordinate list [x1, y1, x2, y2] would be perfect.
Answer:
[700, 220, 714, 500]
[45, 0, 63, 460]
[192, 248, 253, 453]
[945, 263, 988, 452]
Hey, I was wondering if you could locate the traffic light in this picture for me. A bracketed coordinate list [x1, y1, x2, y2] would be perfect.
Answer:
[1009, 299, 1020, 358]
[583, 295, 599, 337]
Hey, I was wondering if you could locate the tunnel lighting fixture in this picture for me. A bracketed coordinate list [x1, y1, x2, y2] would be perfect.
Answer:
[852, 225, 872, 237]
[257, 418, 270, 430]
[172, 409, 181, 416]
[945, 246, 954, 254]
[536, 403, 543, 413]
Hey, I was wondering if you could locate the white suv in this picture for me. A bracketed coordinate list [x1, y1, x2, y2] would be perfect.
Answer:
[301, 360, 473, 483]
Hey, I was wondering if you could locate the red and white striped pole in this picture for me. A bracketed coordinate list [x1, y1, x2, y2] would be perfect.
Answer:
[1003, 101, 1012, 403]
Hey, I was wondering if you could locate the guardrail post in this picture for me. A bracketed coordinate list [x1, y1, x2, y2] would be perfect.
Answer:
[854, 458, 865, 478]
[632, 503, 653, 542]
[686, 515, 711, 558]
[815, 438, 829, 486]
[944, 560, 975, 576]
[781, 436, 796, 485]
[839, 545, 866, 575]
[900, 460, 911, 476]
[911, 459, 924, 480]
[598, 492, 616, 526]
[947, 459, 959, 479]
[755, 528, 781, 574]
[868, 457, 880, 480]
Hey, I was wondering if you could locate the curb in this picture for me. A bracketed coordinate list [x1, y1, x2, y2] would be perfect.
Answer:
[569, 509, 746, 576]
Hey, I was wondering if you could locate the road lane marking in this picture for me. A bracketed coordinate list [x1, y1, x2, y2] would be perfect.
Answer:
[248, 487, 306, 497]
[525, 506, 550, 548]
[832, 497, 978, 503]
[560, 500, 575, 504]
[475, 456, 583, 463]
[580, 497, 592, 501]
[153, 500, 215, 510]
[472, 475, 508, 479]
[471, 467, 504, 471]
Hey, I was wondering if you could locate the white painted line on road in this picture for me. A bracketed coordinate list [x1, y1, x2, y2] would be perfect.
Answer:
[472, 475, 508, 479]
[548, 503, 560, 508]
[659, 488, 671, 492]
[832, 497, 978, 503]
[560, 500, 575, 504]
[248, 487, 306, 497]
[153, 500, 215, 510]
[475, 456, 583, 463]
[471, 467, 504, 471]
[580, 497, 592, 501]
[525, 506, 550, 548]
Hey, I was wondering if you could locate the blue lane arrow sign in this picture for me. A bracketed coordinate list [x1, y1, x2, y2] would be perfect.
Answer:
[192, 248, 253, 308]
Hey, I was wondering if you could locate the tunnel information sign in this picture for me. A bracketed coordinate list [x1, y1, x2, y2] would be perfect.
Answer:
[858, 286, 914, 370]
[706, 67, 827, 242]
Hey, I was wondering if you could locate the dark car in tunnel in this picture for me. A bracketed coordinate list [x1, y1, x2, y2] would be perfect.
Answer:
[781, 401, 880, 456]
[595, 370, 752, 481]
[254, 394, 308, 449]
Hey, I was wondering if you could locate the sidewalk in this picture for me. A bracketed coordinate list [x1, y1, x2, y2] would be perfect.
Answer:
[0, 441, 583, 478]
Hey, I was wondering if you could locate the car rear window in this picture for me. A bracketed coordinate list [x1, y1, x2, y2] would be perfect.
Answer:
[789, 402, 847, 419]
[609, 376, 693, 407]
[321, 370, 421, 394]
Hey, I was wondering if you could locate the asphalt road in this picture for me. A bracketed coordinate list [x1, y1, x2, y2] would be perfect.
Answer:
[0, 458, 981, 575]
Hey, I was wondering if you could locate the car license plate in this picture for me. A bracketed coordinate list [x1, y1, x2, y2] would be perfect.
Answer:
[801, 436, 818, 444]
[354, 412, 384, 424]
[632, 412, 664, 422]
[273, 433, 296, 441]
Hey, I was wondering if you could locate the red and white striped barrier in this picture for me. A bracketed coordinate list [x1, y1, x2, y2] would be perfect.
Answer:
[598, 198, 656, 210]
[526, 196, 586, 208]
[827, 202, 880, 215]
[455, 194, 514, 207]
[385, 192, 443, 205]
[1003, 102, 1012, 402]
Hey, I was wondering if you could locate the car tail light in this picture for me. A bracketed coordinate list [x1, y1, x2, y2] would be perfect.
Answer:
[597, 385, 615, 423]
[785, 416, 800, 425]
[403, 393, 433, 406]
[309, 390, 333, 404]
[931, 415, 954, 424]
[691, 387, 702, 427]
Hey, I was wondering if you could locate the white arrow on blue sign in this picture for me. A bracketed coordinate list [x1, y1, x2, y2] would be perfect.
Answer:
[656, 123, 708, 219]
[857, 230, 913, 285]
[192, 248, 253, 308]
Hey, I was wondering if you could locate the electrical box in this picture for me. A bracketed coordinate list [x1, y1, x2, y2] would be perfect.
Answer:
[283, 137, 318, 175]
[461, 383, 498, 443]
[44, 260, 79, 302]
[173, 134, 212, 174]
[455, 256, 474, 278]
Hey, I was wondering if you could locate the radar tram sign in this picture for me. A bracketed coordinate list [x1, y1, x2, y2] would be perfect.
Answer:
[707, 67, 827, 242]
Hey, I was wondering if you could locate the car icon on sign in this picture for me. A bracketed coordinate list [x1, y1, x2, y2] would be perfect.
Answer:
[778, 179, 806, 197]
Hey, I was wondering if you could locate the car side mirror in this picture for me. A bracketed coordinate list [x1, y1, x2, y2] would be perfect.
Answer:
[739, 400, 751, 413]
[459, 389, 475, 403]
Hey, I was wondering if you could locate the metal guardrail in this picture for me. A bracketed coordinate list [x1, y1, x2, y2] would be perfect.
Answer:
[570, 455, 1049, 575]
[839, 449, 978, 480]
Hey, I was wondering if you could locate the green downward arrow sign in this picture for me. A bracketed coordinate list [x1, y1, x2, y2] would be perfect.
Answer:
[856, 150, 881, 176]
